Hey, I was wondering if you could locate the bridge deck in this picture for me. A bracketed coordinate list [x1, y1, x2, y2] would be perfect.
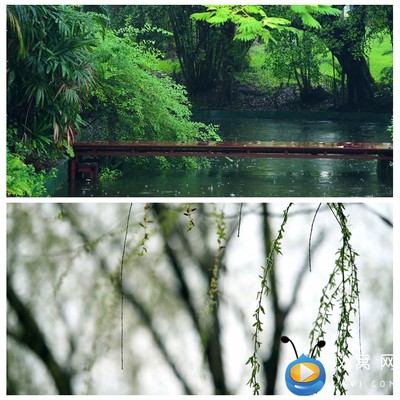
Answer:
[69, 140, 393, 186]
[73, 140, 393, 160]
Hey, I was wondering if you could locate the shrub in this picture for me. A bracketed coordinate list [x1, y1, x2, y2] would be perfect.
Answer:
[6, 149, 54, 197]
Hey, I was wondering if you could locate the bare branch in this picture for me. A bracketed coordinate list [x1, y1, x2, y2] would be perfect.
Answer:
[7, 277, 73, 394]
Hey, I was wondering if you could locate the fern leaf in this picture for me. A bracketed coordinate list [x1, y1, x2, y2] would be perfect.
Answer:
[191, 11, 214, 22]
[242, 5, 267, 18]
[262, 17, 291, 28]
[313, 5, 341, 16]
[300, 13, 321, 29]
[291, 5, 340, 29]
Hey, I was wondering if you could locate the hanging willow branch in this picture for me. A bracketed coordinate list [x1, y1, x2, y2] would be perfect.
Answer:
[183, 203, 197, 232]
[237, 203, 243, 237]
[120, 203, 133, 370]
[308, 203, 322, 272]
[246, 203, 361, 395]
[309, 203, 360, 395]
[207, 206, 226, 312]
[246, 203, 293, 395]
[137, 204, 152, 256]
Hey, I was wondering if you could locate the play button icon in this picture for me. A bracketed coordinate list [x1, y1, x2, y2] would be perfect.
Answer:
[300, 364, 316, 381]
[290, 361, 320, 382]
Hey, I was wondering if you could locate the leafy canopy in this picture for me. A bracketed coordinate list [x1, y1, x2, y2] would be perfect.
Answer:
[192, 5, 340, 42]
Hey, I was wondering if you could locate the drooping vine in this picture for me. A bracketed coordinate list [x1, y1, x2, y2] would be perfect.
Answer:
[183, 203, 197, 232]
[246, 203, 293, 395]
[309, 203, 360, 395]
[207, 206, 227, 312]
[137, 203, 153, 256]
[246, 203, 361, 395]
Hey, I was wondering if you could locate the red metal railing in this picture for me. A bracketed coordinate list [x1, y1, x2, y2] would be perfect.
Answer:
[69, 140, 393, 185]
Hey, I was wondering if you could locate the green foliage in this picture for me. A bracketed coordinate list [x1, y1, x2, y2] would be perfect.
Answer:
[137, 204, 153, 257]
[192, 5, 340, 43]
[290, 5, 341, 29]
[6, 149, 53, 197]
[7, 203, 391, 394]
[235, 44, 278, 89]
[7, 5, 97, 156]
[207, 207, 226, 312]
[191, 5, 292, 44]
[387, 118, 393, 141]
[156, 58, 181, 77]
[98, 167, 123, 181]
[170, 5, 251, 97]
[317, 6, 392, 109]
[367, 35, 393, 81]
[265, 30, 327, 100]
[246, 203, 293, 395]
[309, 204, 360, 395]
[183, 204, 197, 232]
[85, 28, 220, 169]
[247, 203, 361, 395]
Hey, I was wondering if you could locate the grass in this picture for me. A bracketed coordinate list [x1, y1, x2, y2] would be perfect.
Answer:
[238, 43, 279, 88]
[367, 34, 392, 80]
[243, 34, 392, 86]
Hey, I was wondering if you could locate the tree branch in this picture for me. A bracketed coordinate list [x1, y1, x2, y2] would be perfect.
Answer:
[7, 276, 73, 394]
[61, 204, 195, 395]
[152, 204, 229, 394]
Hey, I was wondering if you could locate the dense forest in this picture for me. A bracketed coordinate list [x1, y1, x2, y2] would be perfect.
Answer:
[6, 5, 393, 196]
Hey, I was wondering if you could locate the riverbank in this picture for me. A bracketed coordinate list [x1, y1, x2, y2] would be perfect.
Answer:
[190, 82, 392, 114]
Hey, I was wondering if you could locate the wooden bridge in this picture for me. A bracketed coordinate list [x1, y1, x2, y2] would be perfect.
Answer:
[69, 140, 393, 184]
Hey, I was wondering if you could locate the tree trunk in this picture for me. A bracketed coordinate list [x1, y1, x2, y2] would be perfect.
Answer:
[320, 6, 376, 110]
[167, 6, 249, 99]
[334, 50, 374, 110]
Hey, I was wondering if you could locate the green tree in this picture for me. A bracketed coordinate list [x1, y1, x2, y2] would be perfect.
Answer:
[190, 5, 340, 103]
[318, 5, 393, 110]
[83, 27, 220, 169]
[7, 5, 99, 195]
[168, 5, 251, 101]
[265, 30, 327, 102]
[7, 6, 97, 158]
[191, 5, 341, 42]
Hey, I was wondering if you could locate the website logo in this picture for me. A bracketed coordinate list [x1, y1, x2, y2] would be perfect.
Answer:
[281, 336, 326, 396]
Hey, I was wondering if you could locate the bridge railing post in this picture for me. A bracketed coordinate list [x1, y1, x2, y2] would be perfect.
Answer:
[68, 158, 76, 195]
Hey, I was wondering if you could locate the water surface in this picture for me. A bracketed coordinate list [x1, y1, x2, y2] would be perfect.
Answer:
[53, 113, 392, 197]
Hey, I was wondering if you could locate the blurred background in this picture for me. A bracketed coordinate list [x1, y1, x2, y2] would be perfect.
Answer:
[6, 202, 393, 395]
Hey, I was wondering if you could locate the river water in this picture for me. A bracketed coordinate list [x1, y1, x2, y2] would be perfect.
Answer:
[53, 112, 392, 197]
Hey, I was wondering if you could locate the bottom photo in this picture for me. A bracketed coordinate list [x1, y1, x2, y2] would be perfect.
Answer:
[6, 202, 393, 395]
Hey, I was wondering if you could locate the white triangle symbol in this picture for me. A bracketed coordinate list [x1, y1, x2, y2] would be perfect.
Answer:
[300, 364, 315, 381]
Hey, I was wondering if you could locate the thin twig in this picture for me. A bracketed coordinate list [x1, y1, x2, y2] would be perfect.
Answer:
[308, 203, 322, 271]
[237, 203, 243, 237]
[120, 203, 133, 370]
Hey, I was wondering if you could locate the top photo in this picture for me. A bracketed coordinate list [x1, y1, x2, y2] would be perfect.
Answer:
[6, 4, 393, 198]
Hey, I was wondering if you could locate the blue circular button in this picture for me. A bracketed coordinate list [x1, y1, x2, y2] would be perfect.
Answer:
[284, 354, 326, 396]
